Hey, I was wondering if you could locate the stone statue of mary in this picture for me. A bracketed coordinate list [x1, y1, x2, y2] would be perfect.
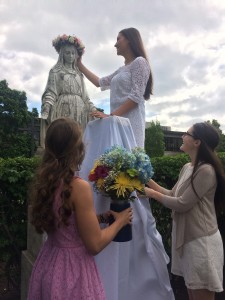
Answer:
[40, 34, 96, 148]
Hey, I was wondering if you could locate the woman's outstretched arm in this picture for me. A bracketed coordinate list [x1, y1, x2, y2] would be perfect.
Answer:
[71, 178, 132, 255]
[77, 58, 100, 87]
[146, 179, 172, 195]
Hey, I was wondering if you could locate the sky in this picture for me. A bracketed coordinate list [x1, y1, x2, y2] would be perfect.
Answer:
[1, 0, 225, 132]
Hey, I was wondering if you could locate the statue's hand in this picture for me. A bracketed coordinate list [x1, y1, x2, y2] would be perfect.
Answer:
[41, 103, 51, 119]
[91, 107, 97, 112]
[41, 111, 48, 120]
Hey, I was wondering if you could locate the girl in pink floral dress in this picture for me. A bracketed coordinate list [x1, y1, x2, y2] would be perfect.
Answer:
[27, 118, 132, 300]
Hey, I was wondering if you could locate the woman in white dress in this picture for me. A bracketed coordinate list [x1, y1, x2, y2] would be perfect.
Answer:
[77, 27, 152, 148]
[145, 122, 225, 300]
[78, 28, 175, 300]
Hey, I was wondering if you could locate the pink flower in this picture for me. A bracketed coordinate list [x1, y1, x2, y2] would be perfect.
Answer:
[62, 34, 68, 40]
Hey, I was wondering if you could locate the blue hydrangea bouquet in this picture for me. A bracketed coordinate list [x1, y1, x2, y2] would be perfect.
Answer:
[89, 145, 153, 242]
[89, 145, 154, 202]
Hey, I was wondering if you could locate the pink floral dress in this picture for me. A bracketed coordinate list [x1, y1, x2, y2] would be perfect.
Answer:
[27, 180, 106, 300]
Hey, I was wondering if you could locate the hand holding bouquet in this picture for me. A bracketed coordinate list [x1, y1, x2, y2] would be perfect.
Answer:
[88, 145, 153, 242]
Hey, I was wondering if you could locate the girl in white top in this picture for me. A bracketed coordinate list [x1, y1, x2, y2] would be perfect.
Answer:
[77, 27, 152, 148]
[144, 122, 225, 300]
[78, 28, 175, 300]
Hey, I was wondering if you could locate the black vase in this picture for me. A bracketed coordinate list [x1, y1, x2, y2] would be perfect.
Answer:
[109, 201, 132, 242]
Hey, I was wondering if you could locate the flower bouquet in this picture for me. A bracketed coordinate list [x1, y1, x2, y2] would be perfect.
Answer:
[89, 145, 154, 242]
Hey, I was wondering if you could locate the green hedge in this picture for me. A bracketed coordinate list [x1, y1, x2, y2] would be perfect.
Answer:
[0, 156, 40, 286]
[0, 153, 225, 285]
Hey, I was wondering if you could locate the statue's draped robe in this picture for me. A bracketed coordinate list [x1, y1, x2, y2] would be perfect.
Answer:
[40, 66, 95, 148]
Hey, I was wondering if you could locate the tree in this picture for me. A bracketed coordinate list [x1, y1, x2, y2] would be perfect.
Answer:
[207, 119, 225, 152]
[0, 80, 37, 158]
[31, 108, 39, 118]
[145, 121, 165, 157]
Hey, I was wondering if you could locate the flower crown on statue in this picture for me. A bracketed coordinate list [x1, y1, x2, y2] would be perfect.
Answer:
[52, 34, 85, 56]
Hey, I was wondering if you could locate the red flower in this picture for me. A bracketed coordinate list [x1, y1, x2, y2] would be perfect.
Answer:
[88, 166, 110, 182]
[95, 166, 110, 178]
[88, 173, 97, 182]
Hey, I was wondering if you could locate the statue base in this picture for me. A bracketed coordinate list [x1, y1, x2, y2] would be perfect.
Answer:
[20, 206, 46, 300]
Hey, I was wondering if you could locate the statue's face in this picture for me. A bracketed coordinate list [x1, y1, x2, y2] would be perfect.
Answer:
[63, 44, 78, 64]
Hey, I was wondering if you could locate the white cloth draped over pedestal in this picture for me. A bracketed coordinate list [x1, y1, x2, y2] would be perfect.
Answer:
[79, 116, 175, 300]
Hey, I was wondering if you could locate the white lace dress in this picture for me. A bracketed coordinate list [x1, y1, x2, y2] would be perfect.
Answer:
[99, 57, 150, 148]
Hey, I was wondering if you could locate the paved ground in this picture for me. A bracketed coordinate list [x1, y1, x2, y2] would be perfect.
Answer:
[0, 281, 20, 300]
[0, 271, 224, 300]
[0, 263, 20, 300]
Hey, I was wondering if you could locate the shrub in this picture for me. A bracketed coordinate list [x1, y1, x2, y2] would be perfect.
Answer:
[0, 156, 40, 287]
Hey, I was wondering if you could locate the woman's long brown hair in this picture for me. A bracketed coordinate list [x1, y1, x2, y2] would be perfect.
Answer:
[30, 118, 85, 233]
[119, 27, 153, 100]
[191, 122, 225, 215]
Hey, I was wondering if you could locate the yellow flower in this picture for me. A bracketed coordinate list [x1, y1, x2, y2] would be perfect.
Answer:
[108, 172, 134, 198]
[89, 168, 95, 174]
[130, 178, 143, 193]
[96, 178, 104, 190]
[89, 161, 100, 174]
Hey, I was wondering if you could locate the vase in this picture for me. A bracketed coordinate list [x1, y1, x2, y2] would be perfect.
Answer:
[109, 200, 132, 242]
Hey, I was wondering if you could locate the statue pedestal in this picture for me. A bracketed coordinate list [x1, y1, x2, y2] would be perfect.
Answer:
[79, 116, 174, 300]
[20, 206, 46, 300]
[35, 145, 44, 156]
